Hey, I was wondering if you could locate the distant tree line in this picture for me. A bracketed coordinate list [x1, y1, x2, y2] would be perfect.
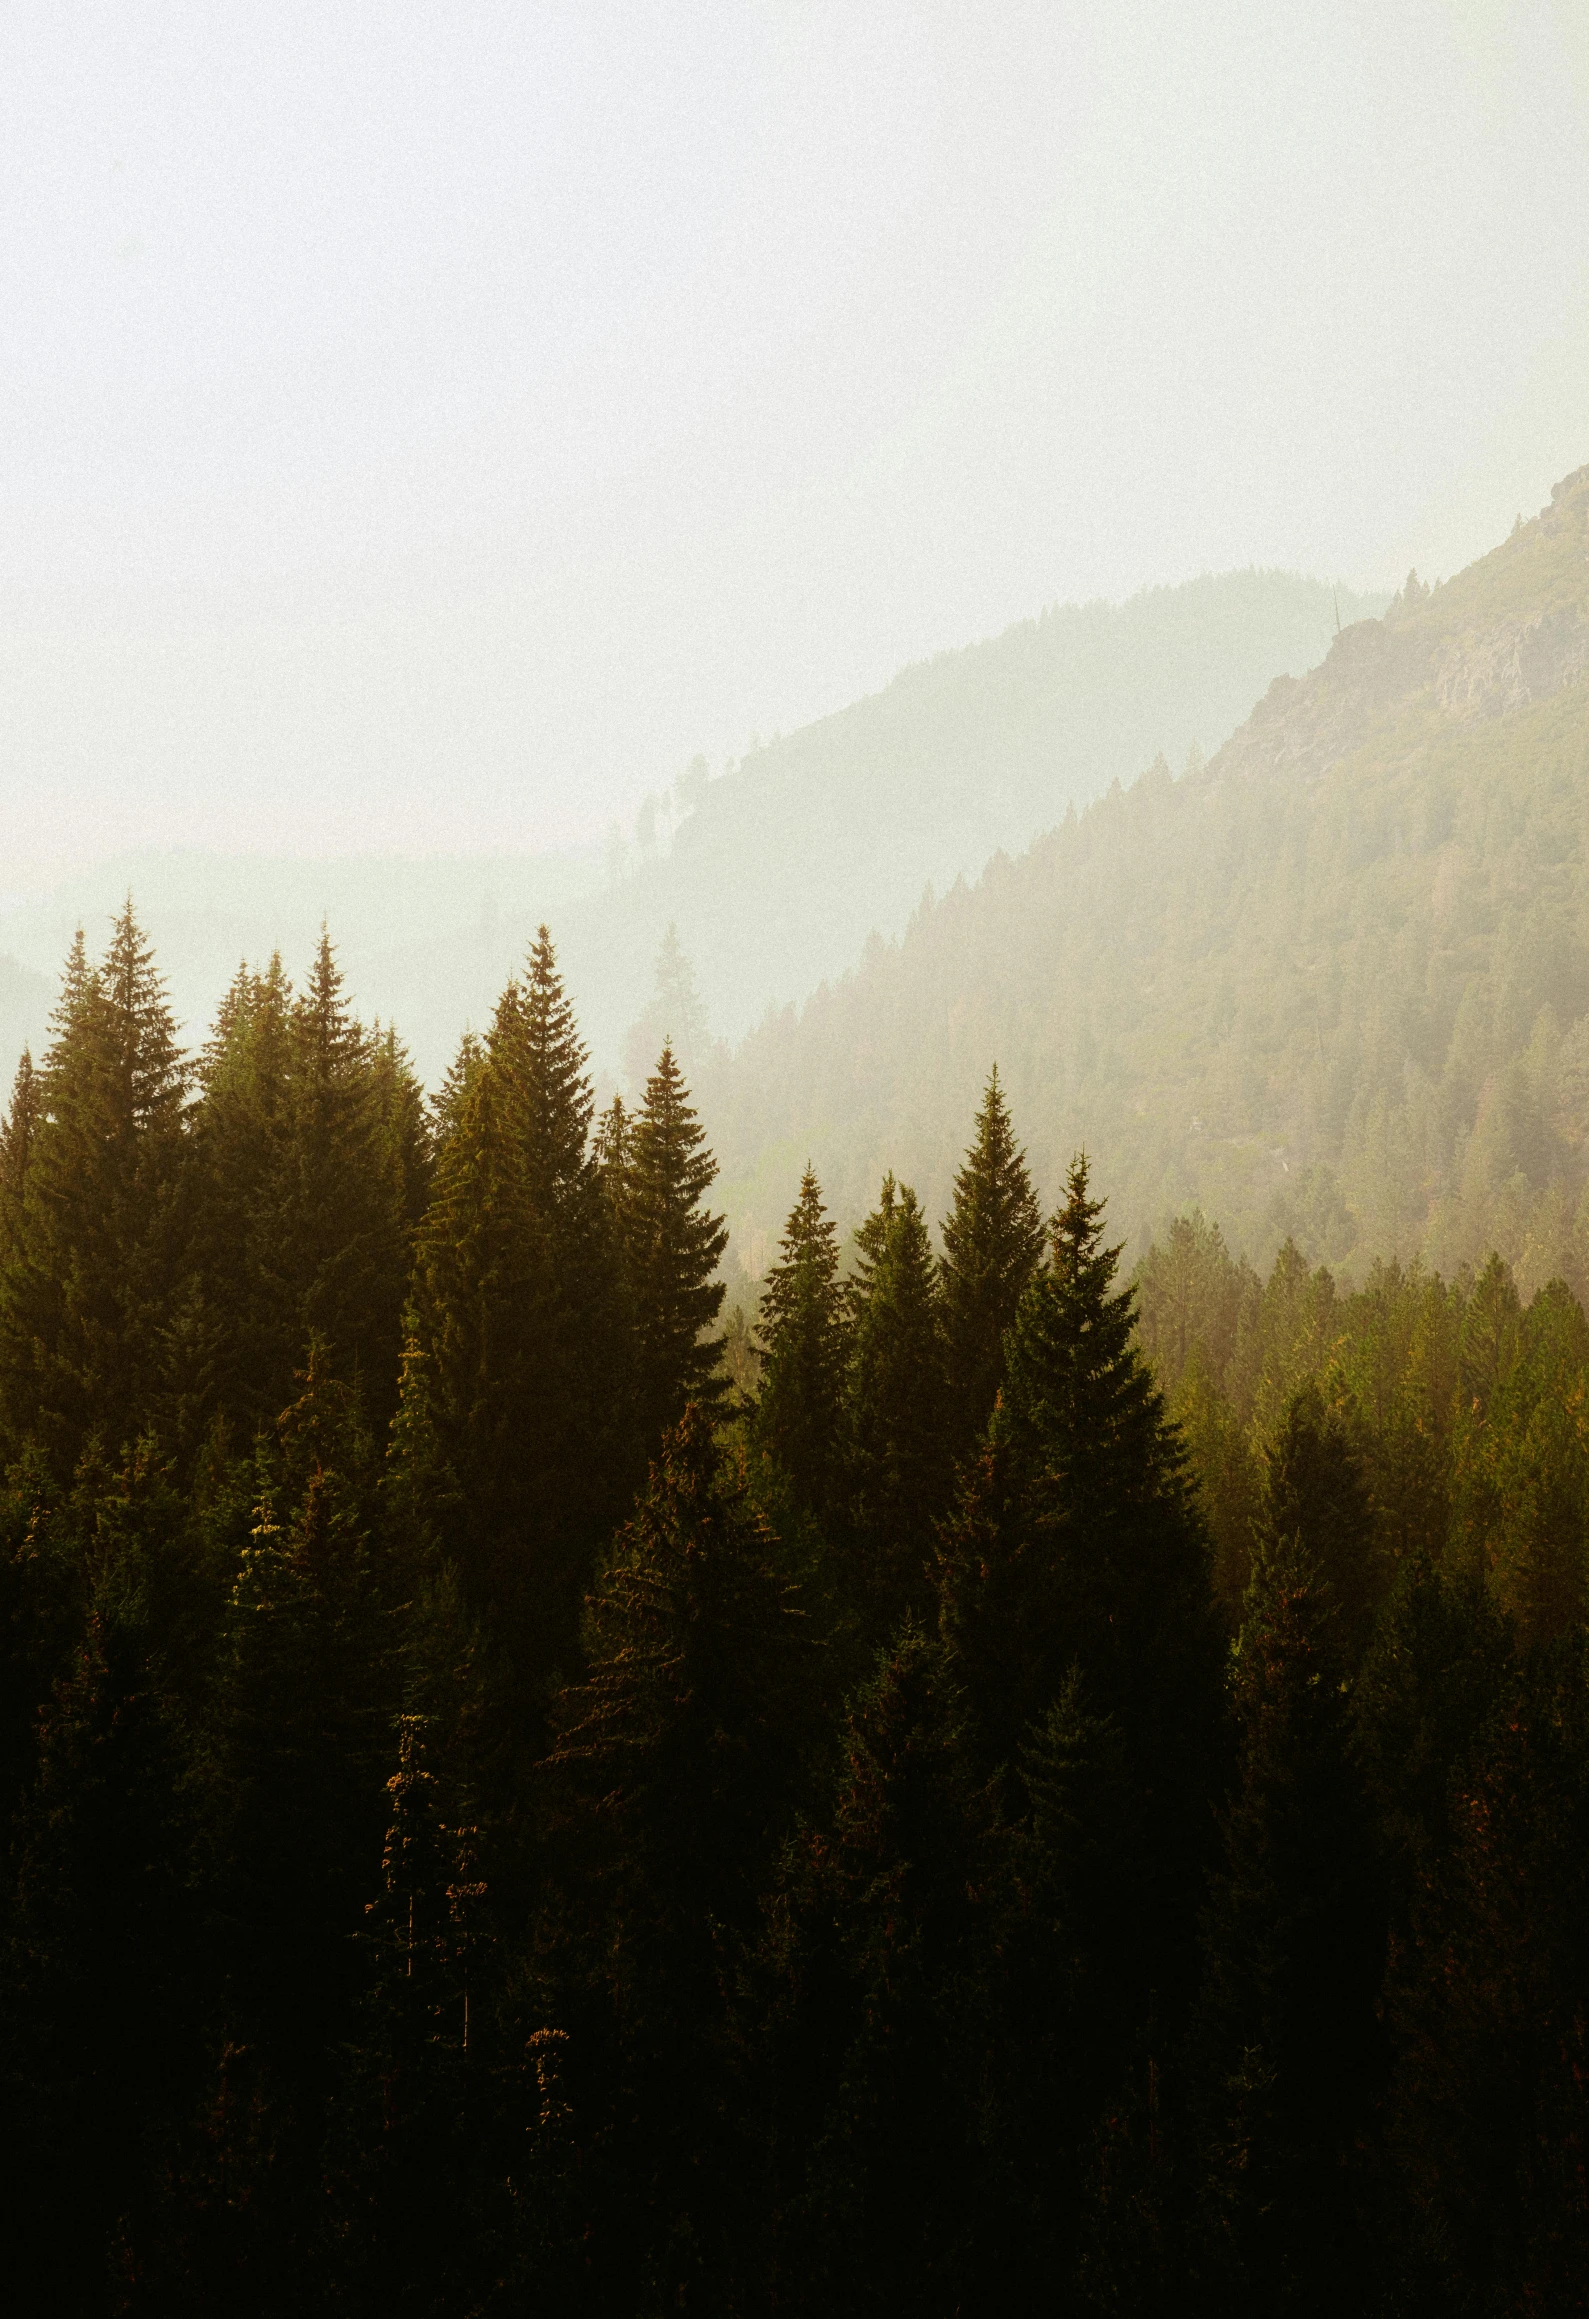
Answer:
[2, 907, 1588, 2313]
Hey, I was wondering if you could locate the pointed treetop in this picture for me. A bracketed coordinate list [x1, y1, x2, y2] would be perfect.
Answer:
[627, 1043, 729, 1435]
[432, 1026, 486, 1149]
[1000, 1152, 1162, 1477]
[760, 1165, 840, 1310]
[293, 925, 364, 1075]
[753, 1164, 848, 1515]
[500, 926, 593, 1192]
[98, 899, 187, 1124]
[0, 1049, 40, 1211]
[594, 1091, 631, 1192]
[941, 1065, 1046, 1435]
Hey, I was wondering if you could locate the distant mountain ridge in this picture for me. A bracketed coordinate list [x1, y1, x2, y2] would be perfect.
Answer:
[700, 466, 1589, 1299]
[557, 569, 1387, 1070]
[0, 568, 1383, 1085]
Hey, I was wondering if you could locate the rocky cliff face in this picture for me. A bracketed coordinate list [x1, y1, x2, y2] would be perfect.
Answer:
[1202, 463, 1589, 789]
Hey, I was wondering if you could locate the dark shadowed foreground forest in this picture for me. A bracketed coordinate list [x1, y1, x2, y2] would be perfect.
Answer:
[6, 910, 1589, 2316]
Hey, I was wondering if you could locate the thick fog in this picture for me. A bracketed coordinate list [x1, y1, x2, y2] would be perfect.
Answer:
[4, 1, 1587, 913]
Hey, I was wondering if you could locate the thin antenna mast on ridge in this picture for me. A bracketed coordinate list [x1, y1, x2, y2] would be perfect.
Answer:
[1333, 587, 1341, 636]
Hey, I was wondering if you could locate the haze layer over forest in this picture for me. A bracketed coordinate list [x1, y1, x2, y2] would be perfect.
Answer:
[701, 464, 1589, 1297]
[0, 569, 1382, 1083]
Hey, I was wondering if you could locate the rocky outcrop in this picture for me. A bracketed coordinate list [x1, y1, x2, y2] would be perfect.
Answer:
[1201, 462, 1589, 790]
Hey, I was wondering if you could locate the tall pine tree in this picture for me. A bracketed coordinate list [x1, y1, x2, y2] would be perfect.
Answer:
[754, 1165, 848, 1523]
[405, 929, 624, 1702]
[844, 1175, 952, 1634]
[0, 905, 188, 1470]
[938, 1155, 1224, 2018]
[940, 1066, 1045, 1447]
[622, 1043, 728, 1454]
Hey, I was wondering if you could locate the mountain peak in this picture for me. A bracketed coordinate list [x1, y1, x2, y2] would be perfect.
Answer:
[1202, 457, 1589, 791]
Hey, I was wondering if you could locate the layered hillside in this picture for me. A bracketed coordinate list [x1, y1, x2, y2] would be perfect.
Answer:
[560, 569, 1385, 1067]
[703, 466, 1589, 1295]
[0, 571, 1379, 1083]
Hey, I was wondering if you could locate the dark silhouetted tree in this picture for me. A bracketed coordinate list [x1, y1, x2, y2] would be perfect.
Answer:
[940, 1066, 1045, 1447]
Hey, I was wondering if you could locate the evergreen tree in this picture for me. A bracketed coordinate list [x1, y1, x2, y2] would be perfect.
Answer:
[0, 905, 188, 1469]
[1189, 1539, 1386, 2312]
[844, 1174, 952, 1632]
[430, 1025, 486, 1152]
[940, 1066, 1045, 1445]
[407, 930, 624, 1702]
[754, 1165, 848, 1521]
[938, 1155, 1225, 2055]
[623, 1043, 728, 1451]
[324, 1716, 508, 2317]
[623, 921, 712, 1086]
[187, 939, 424, 1445]
[1376, 1648, 1589, 2310]
[0, 1050, 41, 1265]
[1260, 1380, 1381, 1664]
[186, 954, 295, 1440]
[278, 933, 422, 1423]
[542, 1404, 809, 2306]
[944, 1155, 1222, 1762]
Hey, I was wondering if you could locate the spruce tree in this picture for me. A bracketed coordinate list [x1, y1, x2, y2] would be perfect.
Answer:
[843, 1174, 952, 1632]
[938, 1155, 1224, 2029]
[0, 905, 188, 1469]
[0, 1051, 40, 1270]
[623, 1043, 728, 1451]
[754, 1165, 848, 1520]
[940, 1066, 1045, 1445]
[430, 1026, 485, 1152]
[407, 930, 625, 1701]
[278, 933, 419, 1423]
[186, 954, 295, 1440]
[188, 938, 423, 1443]
[623, 921, 711, 1085]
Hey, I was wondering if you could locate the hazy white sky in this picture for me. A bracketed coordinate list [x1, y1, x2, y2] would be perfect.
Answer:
[3, 0, 1587, 886]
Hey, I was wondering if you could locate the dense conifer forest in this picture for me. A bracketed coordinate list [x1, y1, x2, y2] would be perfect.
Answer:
[6, 904, 1589, 2314]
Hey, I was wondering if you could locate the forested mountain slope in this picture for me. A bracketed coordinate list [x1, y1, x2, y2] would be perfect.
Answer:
[703, 465, 1589, 1293]
[0, 571, 1377, 1083]
[560, 570, 1384, 1063]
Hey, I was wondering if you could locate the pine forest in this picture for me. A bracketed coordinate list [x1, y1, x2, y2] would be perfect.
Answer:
[6, 894, 1589, 2315]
